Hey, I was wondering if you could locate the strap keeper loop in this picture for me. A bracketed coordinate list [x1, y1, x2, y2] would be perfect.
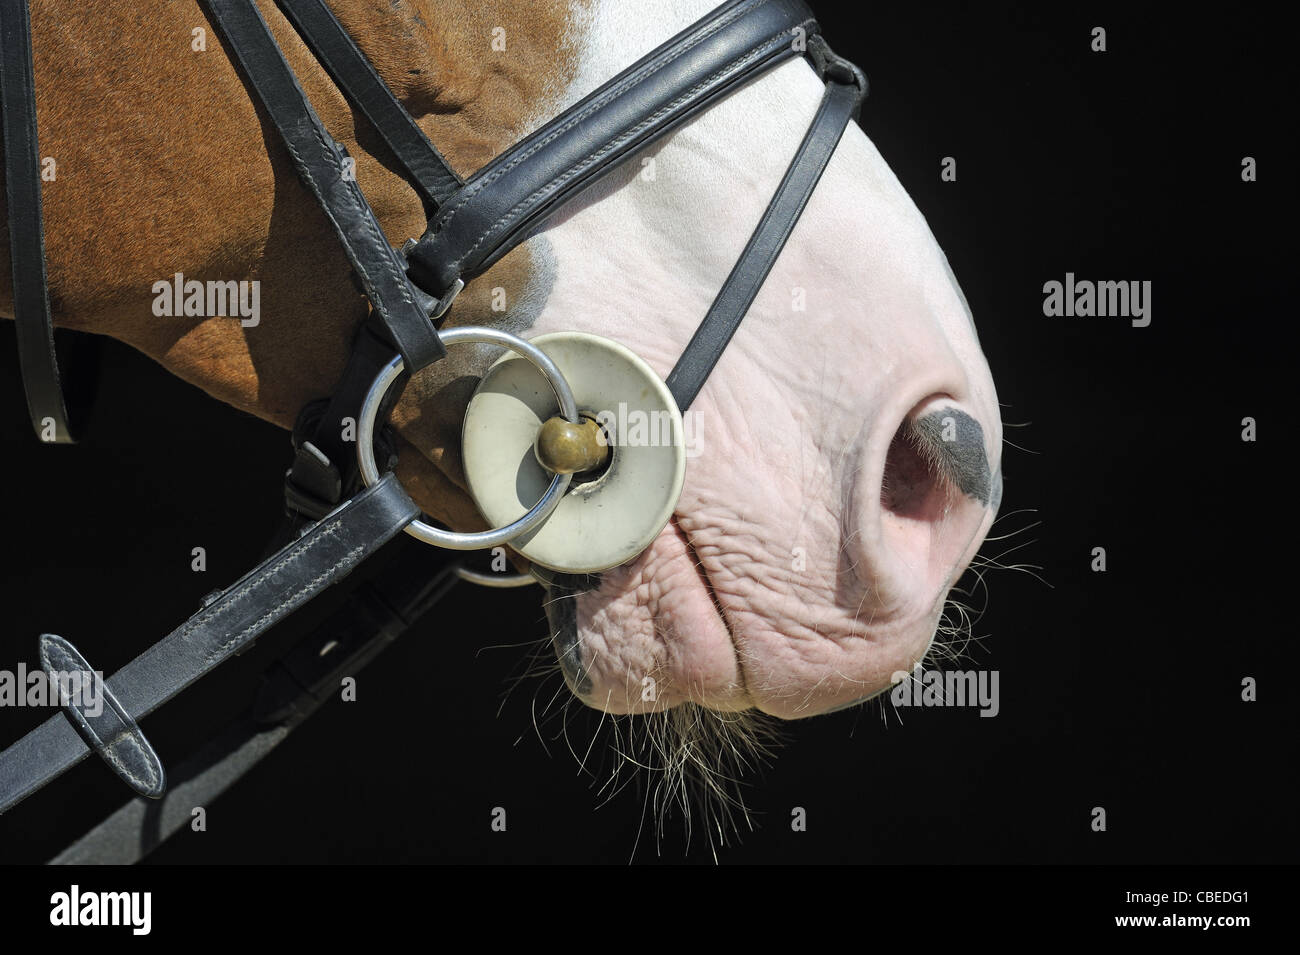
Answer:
[38, 634, 166, 799]
[808, 35, 868, 113]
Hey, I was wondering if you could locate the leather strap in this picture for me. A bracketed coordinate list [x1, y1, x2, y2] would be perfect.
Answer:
[273, 0, 462, 212]
[405, 0, 819, 299]
[666, 37, 865, 410]
[38, 634, 166, 799]
[0, 0, 77, 441]
[0, 473, 420, 813]
[203, 0, 446, 372]
[50, 549, 463, 864]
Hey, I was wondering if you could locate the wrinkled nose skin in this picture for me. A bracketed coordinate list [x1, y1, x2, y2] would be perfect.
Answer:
[543, 383, 1001, 720]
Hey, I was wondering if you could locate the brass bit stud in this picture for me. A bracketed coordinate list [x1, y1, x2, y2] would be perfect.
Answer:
[535, 415, 609, 475]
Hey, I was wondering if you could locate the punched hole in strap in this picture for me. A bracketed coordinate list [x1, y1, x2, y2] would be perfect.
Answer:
[37, 634, 166, 799]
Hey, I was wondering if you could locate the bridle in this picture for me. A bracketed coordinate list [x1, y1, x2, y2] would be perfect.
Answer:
[0, 0, 865, 859]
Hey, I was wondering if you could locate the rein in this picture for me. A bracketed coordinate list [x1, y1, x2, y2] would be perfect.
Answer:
[0, 0, 865, 860]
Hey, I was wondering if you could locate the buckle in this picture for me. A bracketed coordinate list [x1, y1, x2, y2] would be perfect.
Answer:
[401, 238, 463, 322]
[283, 458, 340, 522]
[285, 400, 344, 521]
[284, 442, 341, 521]
[429, 276, 464, 321]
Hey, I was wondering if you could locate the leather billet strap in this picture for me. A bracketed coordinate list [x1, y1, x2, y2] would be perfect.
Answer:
[203, 0, 446, 373]
[405, 0, 821, 300]
[50, 548, 464, 865]
[666, 35, 866, 410]
[0, 0, 78, 442]
[0, 473, 420, 813]
[272, 0, 463, 212]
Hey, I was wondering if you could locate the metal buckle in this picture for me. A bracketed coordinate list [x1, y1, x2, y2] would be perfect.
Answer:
[401, 238, 463, 321]
[429, 276, 463, 320]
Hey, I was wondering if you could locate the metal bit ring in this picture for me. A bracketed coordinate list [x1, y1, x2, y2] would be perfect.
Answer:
[357, 326, 579, 550]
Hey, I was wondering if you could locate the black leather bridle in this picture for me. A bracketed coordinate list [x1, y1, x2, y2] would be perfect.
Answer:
[0, 0, 865, 860]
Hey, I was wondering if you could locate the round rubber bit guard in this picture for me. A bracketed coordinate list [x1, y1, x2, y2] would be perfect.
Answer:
[462, 331, 686, 574]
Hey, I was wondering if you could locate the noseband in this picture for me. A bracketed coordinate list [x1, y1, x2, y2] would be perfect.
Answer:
[0, 0, 865, 854]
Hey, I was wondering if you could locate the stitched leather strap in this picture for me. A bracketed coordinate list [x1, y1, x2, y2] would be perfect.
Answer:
[50, 549, 463, 864]
[274, 0, 462, 211]
[405, 0, 819, 299]
[0, 473, 420, 813]
[0, 0, 78, 442]
[667, 39, 865, 410]
[203, 0, 446, 372]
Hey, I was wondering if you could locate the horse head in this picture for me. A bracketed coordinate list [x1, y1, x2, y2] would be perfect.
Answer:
[2, 0, 1002, 805]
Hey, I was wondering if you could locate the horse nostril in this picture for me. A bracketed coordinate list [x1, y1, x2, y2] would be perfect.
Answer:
[882, 423, 946, 521]
[882, 405, 995, 518]
[869, 401, 996, 600]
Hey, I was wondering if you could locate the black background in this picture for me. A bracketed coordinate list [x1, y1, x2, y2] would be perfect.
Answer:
[0, 1, 1290, 865]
